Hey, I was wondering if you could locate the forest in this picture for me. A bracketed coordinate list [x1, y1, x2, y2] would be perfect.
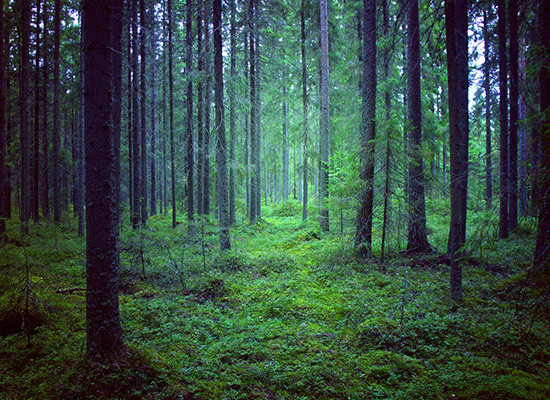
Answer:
[1, 0, 550, 398]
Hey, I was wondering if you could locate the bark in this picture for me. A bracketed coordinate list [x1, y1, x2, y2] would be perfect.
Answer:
[355, 0, 376, 257]
[169, 0, 176, 228]
[150, 8, 157, 217]
[508, 0, 519, 230]
[78, 23, 85, 237]
[249, 0, 258, 222]
[20, 0, 31, 234]
[282, 86, 289, 202]
[204, 9, 211, 215]
[519, 36, 527, 216]
[498, 0, 509, 239]
[83, 0, 125, 362]
[132, 0, 141, 229]
[483, 8, 492, 208]
[140, 0, 147, 225]
[53, 0, 60, 225]
[33, 0, 41, 224]
[319, 0, 330, 232]
[162, 8, 167, 216]
[229, 0, 236, 225]
[406, 0, 431, 253]
[301, 0, 308, 221]
[445, 0, 469, 302]
[197, 5, 204, 216]
[214, 0, 231, 251]
[0, 2, 5, 241]
[533, 0, 550, 279]
[127, 19, 133, 220]
[41, 2, 49, 218]
[244, 25, 250, 218]
[186, 0, 194, 230]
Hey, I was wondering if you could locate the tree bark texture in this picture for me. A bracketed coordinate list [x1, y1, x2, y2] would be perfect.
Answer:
[508, 0, 518, 230]
[229, 0, 237, 225]
[319, 0, 330, 232]
[483, 8, 492, 209]
[186, 0, 194, 229]
[132, 0, 141, 229]
[301, 0, 308, 221]
[0, 2, 5, 241]
[140, 0, 147, 225]
[53, 0, 61, 225]
[498, 0, 509, 239]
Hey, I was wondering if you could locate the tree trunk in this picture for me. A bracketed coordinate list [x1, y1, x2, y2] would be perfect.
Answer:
[32, 0, 41, 224]
[150, 9, 157, 217]
[168, 0, 176, 228]
[445, 0, 469, 302]
[282, 86, 289, 202]
[355, 0, 376, 257]
[132, 0, 141, 229]
[0, 1, 6, 242]
[78, 22, 85, 237]
[508, 0, 518, 230]
[214, 0, 231, 251]
[197, 4, 204, 216]
[20, 0, 31, 234]
[319, 0, 330, 232]
[140, 0, 147, 226]
[533, 0, 550, 279]
[229, 0, 236, 225]
[204, 10, 211, 216]
[186, 0, 194, 231]
[162, 8, 168, 216]
[41, 2, 49, 218]
[498, 0, 509, 239]
[53, 0, 61, 225]
[518, 35, 527, 217]
[406, 0, 431, 253]
[483, 8, 492, 209]
[301, 0, 308, 221]
[83, 0, 125, 362]
[249, 0, 258, 222]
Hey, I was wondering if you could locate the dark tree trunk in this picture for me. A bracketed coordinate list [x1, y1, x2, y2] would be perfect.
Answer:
[0, 1, 5, 241]
[204, 9, 211, 216]
[244, 24, 250, 219]
[32, 0, 41, 224]
[406, 0, 431, 253]
[319, 0, 330, 232]
[132, 0, 141, 229]
[83, 0, 125, 362]
[282, 86, 289, 202]
[127, 10, 133, 220]
[185, 0, 194, 231]
[41, 2, 49, 218]
[445, 0, 469, 302]
[533, 0, 550, 279]
[355, 0, 376, 257]
[249, 0, 258, 222]
[508, 0, 518, 230]
[301, 0, 308, 221]
[20, 0, 31, 234]
[53, 0, 61, 225]
[162, 4, 167, 215]
[150, 9, 157, 217]
[483, 8, 492, 209]
[213, 0, 231, 251]
[168, 0, 176, 228]
[197, 4, 204, 216]
[518, 36, 527, 216]
[78, 25, 85, 237]
[140, 0, 147, 226]
[229, 0, 236, 225]
[498, 0, 509, 239]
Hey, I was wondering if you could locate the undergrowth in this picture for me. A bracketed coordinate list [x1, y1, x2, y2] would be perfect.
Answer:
[1, 203, 549, 399]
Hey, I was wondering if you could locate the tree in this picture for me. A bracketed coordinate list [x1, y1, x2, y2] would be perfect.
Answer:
[319, 0, 330, 232]
[249, 0, 259, 222]
[445, 0, 469, 302]
[169, 0, 176, 229]
[406, 0, 431, 253]
[41, 1, 50, 219]
[355, 0, 376, 257]
[32, 0, 41, 224]
[83, 0, 125, 362]
[53, 0, 61, 225]
[508, 0, 518, 230]
[301, 0, 308, 221]
[197, 3, 205, 216]
[213, 0, 231, 251]
[20, 0, 31, 235]
[483, 7, 492, 208]
[0, 0, 5, 242]
[229, 0, 237, 224]
[498, 0, 509, 239]
[185, 0, 194, 231]
[533, 0, 550, 279]
[140, 0, 148, 226]
[150, 3, 157, 217]
[132, 0, 141, 229]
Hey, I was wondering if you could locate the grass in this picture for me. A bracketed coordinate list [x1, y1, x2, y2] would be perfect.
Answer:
[1, 200, 549, 399]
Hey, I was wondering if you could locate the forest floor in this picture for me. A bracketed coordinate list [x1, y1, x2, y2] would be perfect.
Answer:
[1, 199, 550, 399]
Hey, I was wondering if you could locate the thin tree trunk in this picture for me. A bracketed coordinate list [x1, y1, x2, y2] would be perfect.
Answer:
[301, 0, 308, 221]
[168, 0, 176, 228]
[282, 86, 289, 202]
[140, 0, 147, 225]
[319, 0, 330, 232]
[508, 0, 518, 230]
[204, 9, 211, 215]
[20, 0, 31, 234]
[150, 6, 157, 217]
[518, 35, 527, 217]
[355, 0, 376, 257]
[132, 0, 141, 229]
[0, 1, 6, 241]
[162, 4, 167, 216]
[186, 0, 194, 231]
[53, 0, 61, 225]
[229, 0, 236, 225]
[249, 0, 258, 222]
[78, 22, 85, 237]
[498, 0, 509, 239]
[127, 9, 133, 220]
[483, 8, 492, 209]
[214, 0, 231, 251]
[33, 0, 41, 224]
[197, 4, 204, 216]
[41, 2, 49, 218]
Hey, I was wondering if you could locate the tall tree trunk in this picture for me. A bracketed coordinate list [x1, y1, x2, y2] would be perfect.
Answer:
[533, 0, 550, 279]
[197, 4, 204, 216]
[518, 36, 527, 216]
[41, 2, 49, 218]
[78, 19, 85, 237]
[406, 0, 431, 253]
[229, 0, 236, 225]
[83, 0, 125, 362]
[185, 0, 194, 231]
[127, 11, 133, 220]
[150, 12, 157, 217]
[53, 0, 61, 225]
[249, 0, 258, 222]
[319, 0, 330, 232]
[301, 0, 308, 221]
[445, 0, 469, 302]
[282, 86, 289, 202]
[33, 0, 41, 224]
[483, 8, 492, 209]
[244, 26, 250, 219]
[508, 0, 518, 230]
[168, 0, 176, 228]
[162, 9, 168, 216]
[140, 0, 147, 225]
[214, 0, 231, 251]
[132, 0, 141, 229]
[0, 1, 5, 242]
[20, 0, 31, 234]
[498, 0, 509, 239]
[204, 9, 211, 216]
[355, 0, 376, 257]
